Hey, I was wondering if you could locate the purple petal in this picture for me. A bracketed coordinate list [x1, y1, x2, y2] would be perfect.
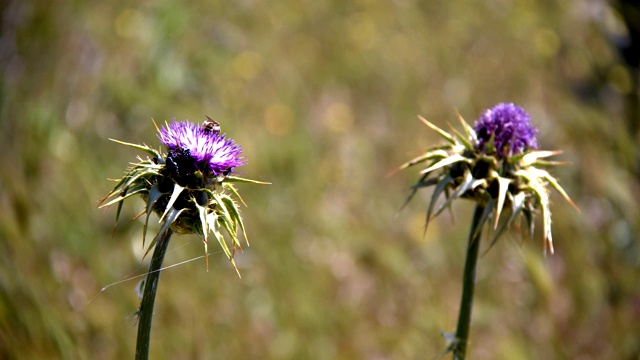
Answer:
[158, 119, 245, 176]
[473, 103, 538, 159]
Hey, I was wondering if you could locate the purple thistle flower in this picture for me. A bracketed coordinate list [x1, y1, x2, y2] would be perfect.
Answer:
[158, 119, 245, 178]
[473, 103, 538, 159]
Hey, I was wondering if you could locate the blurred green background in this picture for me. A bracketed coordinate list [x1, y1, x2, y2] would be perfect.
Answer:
[1, 0, 639, 359]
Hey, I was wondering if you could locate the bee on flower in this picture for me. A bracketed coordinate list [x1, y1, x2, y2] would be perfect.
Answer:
[100, 117, 267, 275]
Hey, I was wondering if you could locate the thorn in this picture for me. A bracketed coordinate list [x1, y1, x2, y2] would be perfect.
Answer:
[232, 260, 242, 279]
[151, 118, 161, 133]
[418, 115, 432, 127]
[97, 195, 108, 207]
[130, 209, 145, 222]
[386, 167, 403, 177]
[203, 239, 209, 272]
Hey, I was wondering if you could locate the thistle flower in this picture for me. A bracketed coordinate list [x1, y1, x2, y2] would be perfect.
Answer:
[158, 120, 245, 183]
[473, 103, 538, 159]
[397, 103, 576, 360]
[100, 117, 267, 360]
[99, 117, 266, 273]
[397, 103, 575, 254]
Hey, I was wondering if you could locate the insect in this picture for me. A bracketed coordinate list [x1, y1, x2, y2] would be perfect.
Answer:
[202, 116, 221, 135]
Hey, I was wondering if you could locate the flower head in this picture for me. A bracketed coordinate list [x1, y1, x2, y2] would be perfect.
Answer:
[473, 103, 538, 159]
[100, 117, 268, 275]
[397, 105, 575, 254]
[158, 119, 245, 180]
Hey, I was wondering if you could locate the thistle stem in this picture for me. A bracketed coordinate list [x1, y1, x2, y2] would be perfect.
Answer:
[453, 204, 485, 360]
[135, 228, 173, 360]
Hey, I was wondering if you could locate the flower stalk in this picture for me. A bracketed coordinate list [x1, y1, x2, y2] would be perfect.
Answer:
[452, 205, 484, 360]
[135, 228, 172, 360]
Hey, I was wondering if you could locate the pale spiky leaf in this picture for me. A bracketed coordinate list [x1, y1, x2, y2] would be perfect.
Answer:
[519, 150, 561, 167]
[447, 122, 472, 149]
[221, 195, 248, 246]
[224, 176, 271, 185]
[418, 115, 457, 145]
[143, 185, 164, 248]
[484, 192, 526, 254]
[98, 184, 147, 208]
[144, 207, 186, 258]
[195, 200, 210, 270]
[392, 149, 450, 175]
[425, 174, 455, 230]
[472, 198, 495, 241]
[493, 176, 512, 229]
[539, 170, 578, 211]
[108, 138, 161, 159]
[455, 109, 477, 143]
[420, 154, 468, 175]
[400, 175, 439, 211]
[434, 172, 475, 217]
[159, 184, 185, 223]
[223, 182, 247, 207]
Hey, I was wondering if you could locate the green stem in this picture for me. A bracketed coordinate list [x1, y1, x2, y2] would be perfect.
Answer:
[135, 228, 173, 360]
[453, 204, 485, 360]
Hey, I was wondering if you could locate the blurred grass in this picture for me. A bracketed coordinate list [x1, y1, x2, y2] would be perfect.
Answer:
[1, 0, 639, 359]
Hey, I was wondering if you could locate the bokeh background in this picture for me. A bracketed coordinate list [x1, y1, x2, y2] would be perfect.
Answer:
[1, 1, 639, 359]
